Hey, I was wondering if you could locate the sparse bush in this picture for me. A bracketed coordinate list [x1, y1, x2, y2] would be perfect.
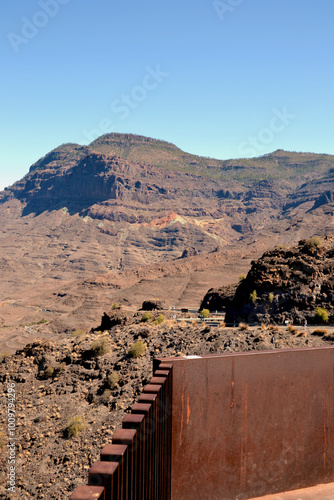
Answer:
[268, 292, 274, 303]
[153, 314, 165, 325]
[238, 274, 246, 282]
[305, 236, 323, 249]
[101, 389, 112, 405]
[37, 319, 48, 324]
[66, 416, 86, 438]
[128, 341, 146, 358]
[71, 329, 85, 338]
[107, 372, 119, 390]
[44, 366, 55, 379]
[111, 303, 120, 310]
[288, 325, 298, 334]
[261, 323, 267, 331]
[312, 328, 328, 336]
[141, 312, 153, 323]
[239, 323, 249, 331]
[315, 307, 329, 323]
[298, 331, 308, 338]
[200, 309, 210, 319]
[91, 337, 110, 356]
[249, 290, 257, 304]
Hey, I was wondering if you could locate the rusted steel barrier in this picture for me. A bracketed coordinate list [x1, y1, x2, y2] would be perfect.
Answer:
[70, 363, 172, 500]
[155, 348, 334, 500]
[71, 347, 334, 499]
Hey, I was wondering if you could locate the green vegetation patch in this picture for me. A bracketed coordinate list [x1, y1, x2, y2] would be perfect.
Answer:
[200, 309, 210, 319]
[315, 306, 329, 323]
[141, 312, 153, 323]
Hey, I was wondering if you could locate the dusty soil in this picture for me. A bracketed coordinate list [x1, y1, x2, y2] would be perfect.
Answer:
[1, 310, 333, 499]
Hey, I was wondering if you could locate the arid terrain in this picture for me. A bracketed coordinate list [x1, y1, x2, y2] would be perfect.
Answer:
[1, 309, 334, 499]
[1, 133, 334, 498]
[0, 134, 334, 355]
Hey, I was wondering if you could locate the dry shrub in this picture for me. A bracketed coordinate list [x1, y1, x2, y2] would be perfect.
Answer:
[71, 329, 85, 338]
[101, 389, 112, 404]
[107, 372, 119, 389]
[44, 366, 55, 379]
[92, 337, 110, 356]
[305, 236, 323, 248]
[220, 321, 226, 328]
[261, 323, 267, 331]
[153, 314, 165, 325]
[312, 328, 328, 337]
[141, 312, 152, 323]
[288, 325, 298, 334]
[128, 341, 146, 358]
[298, 331, 308, 338]
[66, 416, 86, 438]
[239, 323, 249, 331]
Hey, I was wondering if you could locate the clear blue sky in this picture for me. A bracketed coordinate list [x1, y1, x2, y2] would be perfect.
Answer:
[1, 0, 334, 190]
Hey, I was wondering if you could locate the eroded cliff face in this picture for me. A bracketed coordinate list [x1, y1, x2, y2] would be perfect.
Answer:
[218, 237, 334, 325]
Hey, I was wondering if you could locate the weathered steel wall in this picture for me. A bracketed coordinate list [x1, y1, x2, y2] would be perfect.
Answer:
[156, 347, 334, 500]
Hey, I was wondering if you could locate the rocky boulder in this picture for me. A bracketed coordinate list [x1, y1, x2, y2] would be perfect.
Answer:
[200, 284, 237, 312]
[222, 237, 334, 325]
[141, 299, 165, 311]
[95, 310, 128, 331]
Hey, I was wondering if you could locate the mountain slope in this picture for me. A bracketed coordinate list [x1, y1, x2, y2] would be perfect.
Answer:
[0, 133, 334, 347]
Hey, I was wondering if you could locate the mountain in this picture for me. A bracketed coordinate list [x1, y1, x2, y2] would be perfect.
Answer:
[0, 134, 334, 350]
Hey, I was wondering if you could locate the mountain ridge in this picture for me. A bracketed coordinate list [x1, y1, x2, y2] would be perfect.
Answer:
[0, 132, 334, 352]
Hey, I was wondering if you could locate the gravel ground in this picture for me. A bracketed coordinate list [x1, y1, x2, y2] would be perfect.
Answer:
[1, 313, 333, 499]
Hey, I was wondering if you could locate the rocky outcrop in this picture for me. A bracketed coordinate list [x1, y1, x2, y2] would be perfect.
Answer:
[223, 237, 334, 325]
[200, 284, 237, 312]
[95, 310, 128, 331]
[141, 299, 165, 311]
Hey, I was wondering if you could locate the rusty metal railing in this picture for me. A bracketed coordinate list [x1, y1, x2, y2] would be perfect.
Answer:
[71, 347, 334, 500]
[70, 363, 172, 500]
